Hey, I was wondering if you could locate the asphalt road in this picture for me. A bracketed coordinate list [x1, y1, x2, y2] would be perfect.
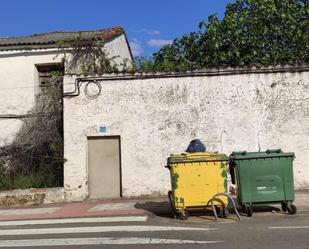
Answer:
[0, 211, 308, 249]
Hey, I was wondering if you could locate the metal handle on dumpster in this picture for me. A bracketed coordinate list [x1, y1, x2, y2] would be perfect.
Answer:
[211, 193, 241, 221]
[231, 151, 247, 156]
[266, 149, 282, 154]
[229, 161, 236, 185]
[165, 165, 171, 170]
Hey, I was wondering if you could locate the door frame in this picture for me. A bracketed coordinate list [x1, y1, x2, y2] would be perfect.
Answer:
[87, 135, 123, 198]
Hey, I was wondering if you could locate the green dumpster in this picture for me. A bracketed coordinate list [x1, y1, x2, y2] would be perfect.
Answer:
[229, 149, 296, 217]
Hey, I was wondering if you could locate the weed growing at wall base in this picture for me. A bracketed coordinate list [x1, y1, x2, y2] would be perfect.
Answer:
[0, 74, 65, 190]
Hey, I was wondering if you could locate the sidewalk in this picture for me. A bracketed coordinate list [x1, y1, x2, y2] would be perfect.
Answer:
[0, 197, 170, 221]
[0, 193, 308, 221]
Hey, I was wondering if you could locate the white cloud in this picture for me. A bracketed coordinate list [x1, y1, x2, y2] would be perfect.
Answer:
[129, 39, 144, 57]
[134, 29, 160, 35]
[146, 30, 160, 35]
[147, 39, 173, 48]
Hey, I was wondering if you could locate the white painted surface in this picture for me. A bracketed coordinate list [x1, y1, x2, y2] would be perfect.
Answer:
[89, 202, 136, 211]
[104, 34, 132, 67]
[0, 225, 216, 235]
[268, 226, 309, 229]
[0, 49, 62, 146]
[0, 216, 147, 226]
[63, 69, 309, 200]
[0, 238, 223, 247]
[0, 207, 59, 215]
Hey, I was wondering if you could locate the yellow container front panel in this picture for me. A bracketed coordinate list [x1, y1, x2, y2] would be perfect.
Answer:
[170, 160, 228, 210]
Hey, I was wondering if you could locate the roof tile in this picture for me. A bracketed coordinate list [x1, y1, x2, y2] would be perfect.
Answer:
[0, 27, 124, 49]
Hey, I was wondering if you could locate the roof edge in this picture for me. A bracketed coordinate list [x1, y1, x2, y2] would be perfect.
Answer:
[65, 64, 309, 80]
[0, 27, 125, 52]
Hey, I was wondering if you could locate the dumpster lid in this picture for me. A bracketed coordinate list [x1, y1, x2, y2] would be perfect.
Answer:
[168, 152, 229, 163]
[230, 149, 295, 160]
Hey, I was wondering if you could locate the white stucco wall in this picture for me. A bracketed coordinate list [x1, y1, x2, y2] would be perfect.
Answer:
[63, 68, 309, 201]
[0, 49, 61, 145]
[0, 34, 132, 146]
[104, 34, 132, 66]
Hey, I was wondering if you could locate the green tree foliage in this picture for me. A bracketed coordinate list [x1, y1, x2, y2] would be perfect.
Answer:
[143, 0, 308, 72]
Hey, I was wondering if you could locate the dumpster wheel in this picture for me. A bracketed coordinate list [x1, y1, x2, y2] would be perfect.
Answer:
[281, 202, 288, 212]
[287, 204, 297, 215]
[246, 206, 253, 217]
[178, 209, 189, 220]
[243, 204, 253, 217]
[167, 191, 178, 219]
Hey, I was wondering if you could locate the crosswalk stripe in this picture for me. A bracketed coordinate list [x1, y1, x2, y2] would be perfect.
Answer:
[0, 225, 217, 236]
[268, 226, 309, 229]
[0, 237, 224, 247]
[89, 202, 136, 211]
[0, 216, 148, 226]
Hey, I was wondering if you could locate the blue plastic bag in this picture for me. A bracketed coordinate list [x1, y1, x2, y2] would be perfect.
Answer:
[185, 139, 206, 153]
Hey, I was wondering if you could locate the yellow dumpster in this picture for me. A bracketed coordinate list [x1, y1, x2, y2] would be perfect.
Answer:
[166, 152, 229, 220]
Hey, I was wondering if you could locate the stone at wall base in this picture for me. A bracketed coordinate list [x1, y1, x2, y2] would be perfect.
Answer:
[0, 187, 65, 207]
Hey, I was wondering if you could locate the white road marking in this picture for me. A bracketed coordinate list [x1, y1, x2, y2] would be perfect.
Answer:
[0, 237, 224, 247]
[268, 226, 309, 230]
[0, 225, 217, 236]
[89, 202, 136, 211]
[0, 207, 59, 215]
[0, 216, 148, 226]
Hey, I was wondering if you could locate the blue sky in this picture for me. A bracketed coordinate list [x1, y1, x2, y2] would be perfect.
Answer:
[0, 0, 231, 57]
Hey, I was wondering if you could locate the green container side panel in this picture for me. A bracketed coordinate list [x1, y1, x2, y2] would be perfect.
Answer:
[232, 150, 295, 205]
[282, 157, 295, 201]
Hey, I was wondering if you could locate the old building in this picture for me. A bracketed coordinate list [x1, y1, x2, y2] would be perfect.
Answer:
[0, 27, 308, 203]
[0, 26, 132, 143]
[0, 27, 133, 203]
